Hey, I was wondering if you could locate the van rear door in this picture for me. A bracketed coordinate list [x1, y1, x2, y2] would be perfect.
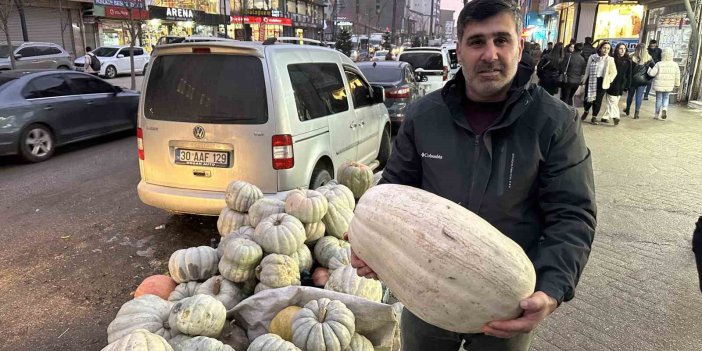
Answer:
[139, 49, 277, 194]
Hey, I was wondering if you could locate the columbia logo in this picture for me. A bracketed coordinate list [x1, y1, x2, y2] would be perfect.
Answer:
[421, 152, 443, 160]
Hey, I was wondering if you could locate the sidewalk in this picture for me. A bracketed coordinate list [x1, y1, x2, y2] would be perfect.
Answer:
[530, 98, 702, 351]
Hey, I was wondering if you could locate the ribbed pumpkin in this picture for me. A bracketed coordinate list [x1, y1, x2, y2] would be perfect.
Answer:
[253, 213, 306, 255]
[348, 184, 536, 333]
[107, 295, 178, 344]
[218, 237, 263, 283]
[134, 275, 177, 300]
[217, 207, 250, 237]
[314, 236, 351, 270]
[290, 244, 314, 273]
[168, 246, 219, 283]
[343, 333, 374, 351]
[322, 202, 354, 239]
[168, 294, 227, 338]
[248, 333, 301, 351]
[336, 161, 373, 200]
[168, 281, 201, 302]
[224, 180, 263, 212]
[304, 221, 326, 244]
[312, 267, 330, 287]
[256, 254, 301, 288]
[317, 184, 355, 211]
[102, 329, 173, 351]
[169, 335, 234, 351]
[292, 298, 356, 351]
[269, 306, 303, 342]
[324, 265, 383, 302]
[285, 189, 329, 224]
[249, 198, 286, 228]
[217, 226, 255, 259]
[196, 275, 247, 311]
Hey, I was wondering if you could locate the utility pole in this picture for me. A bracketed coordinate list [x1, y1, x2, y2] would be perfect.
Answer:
[429, 0, 434, 38]
[391, 0, 397, 46]
[14, 0, 28, 41]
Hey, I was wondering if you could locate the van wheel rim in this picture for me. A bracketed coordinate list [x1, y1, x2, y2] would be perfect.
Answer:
[25, 129, 52, 157]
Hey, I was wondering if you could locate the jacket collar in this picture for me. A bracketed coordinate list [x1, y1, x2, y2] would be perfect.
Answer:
[441, 67, 534, 134]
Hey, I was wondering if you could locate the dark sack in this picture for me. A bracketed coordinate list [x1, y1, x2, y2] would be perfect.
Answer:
[89, 53, 101, 71]
[631, 63, 652, 87]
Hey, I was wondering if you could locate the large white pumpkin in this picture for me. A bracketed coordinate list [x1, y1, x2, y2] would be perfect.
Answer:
[102, 329, 173, 351]
[291, 298, 355, 351]
[285, 189, 329, 224]
[336, 161, 374, 200]
[249, 198, 286, 228]
[317, 184, 355, 211]
[348, 184, 536, 333]
[107, 295, 179, 343]
[322, 202, 354, 239]
[224, 180, 263, 212]
[252, 213, 306, 255]
[217, 207, 250, 237]
[168, 295, 227, 338]
[218, 237, 263, 283]
[168, 246, 219, 284]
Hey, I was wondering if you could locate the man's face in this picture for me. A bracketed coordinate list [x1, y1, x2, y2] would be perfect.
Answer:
[649, 42, 657, 49]
[456, 12, 523, 102]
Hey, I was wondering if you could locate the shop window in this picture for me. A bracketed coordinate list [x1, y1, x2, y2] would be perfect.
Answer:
[288, 63, 349, 121]
[23, 75, 72, 99]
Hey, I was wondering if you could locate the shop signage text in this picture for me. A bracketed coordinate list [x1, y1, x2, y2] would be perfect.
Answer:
[95, 0, 145, 9]
[245, 9, 272, 17]
[231, 16, 292, 26]
[166, 8, 194, 20]
[104, 6, 149, 20]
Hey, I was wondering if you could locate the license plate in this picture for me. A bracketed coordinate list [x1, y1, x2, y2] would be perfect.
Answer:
[175, 148, 231, 168]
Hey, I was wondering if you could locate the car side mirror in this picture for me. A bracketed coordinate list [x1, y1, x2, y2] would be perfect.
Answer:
[117, 54, 125, 58]
[370, 85, 385, 104]
[14, 54, 22, 59]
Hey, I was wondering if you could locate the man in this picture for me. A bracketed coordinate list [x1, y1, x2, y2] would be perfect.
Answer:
[543, 41, 553, 55]
[352, 1, 597, 350]
[581, 37, 596, 59]
[644, 39, 663, 100]
[83, 46, 97, 75]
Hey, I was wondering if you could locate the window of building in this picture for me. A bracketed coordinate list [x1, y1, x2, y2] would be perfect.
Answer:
[288, 63, 349, 121]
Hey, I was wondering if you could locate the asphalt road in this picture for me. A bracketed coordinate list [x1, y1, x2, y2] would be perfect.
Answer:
[0, 133, 219, 350]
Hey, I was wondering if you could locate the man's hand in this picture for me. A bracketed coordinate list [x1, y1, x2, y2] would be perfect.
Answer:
[344, 233, 378, 279]
[480, 291, 558, 339]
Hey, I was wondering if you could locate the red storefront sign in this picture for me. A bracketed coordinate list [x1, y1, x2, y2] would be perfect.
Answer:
[231, 15, 291, 26]
[105, 6, 149, 20]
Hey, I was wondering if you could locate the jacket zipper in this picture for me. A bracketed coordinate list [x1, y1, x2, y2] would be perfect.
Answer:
[468, 134, 481, 210]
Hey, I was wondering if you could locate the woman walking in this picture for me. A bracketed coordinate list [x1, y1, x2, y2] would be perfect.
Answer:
[581, 41, 617, 124]
[624, 43, 653, 119]
[537, 42, 564, 95]
[647, 47, 681, 120]
[559, 43, 587, 106]
[601, 43, 631, 125]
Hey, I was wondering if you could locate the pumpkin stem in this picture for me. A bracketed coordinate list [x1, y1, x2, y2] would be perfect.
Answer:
[318, 305, 328, 321]
[213, 277, 221, 295]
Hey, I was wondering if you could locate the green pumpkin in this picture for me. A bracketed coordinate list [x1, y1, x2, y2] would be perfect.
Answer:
[168, 246, 219, 284]
[107, 295, 178, 344]
[168, 295, 227, 338]
[292, 298, 356, 351]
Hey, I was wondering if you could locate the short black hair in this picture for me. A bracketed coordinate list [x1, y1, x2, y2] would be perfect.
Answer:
[649, 39, 658, 44]
[584, 37, 593, 44]
[574, 43, 583, 51]
[86, 46, 92, 51]
[457, 0, 522, 41]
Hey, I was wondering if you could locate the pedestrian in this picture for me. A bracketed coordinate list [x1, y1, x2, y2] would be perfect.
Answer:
[517, 41, 536, 84]
[693, 217, 702, 293]
[644, 39, 663, 100]
[543, 42, 554, 56]
[601, 43, 631, 125]
[580, 41, 616, 125]
[83, 46, 97, 75]
[560, 43, 586, 106]
[647, 47, 680, 120]
[532, 43, 542, 63]
[352, 1, 597, 350]
[624, 43, 653, 119]
[385, 51, 394, 61]
[537, 42, 564, 95]
[581, 37, 596, 60]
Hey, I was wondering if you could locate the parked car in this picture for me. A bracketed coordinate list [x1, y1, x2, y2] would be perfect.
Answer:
[74, 46, 150, 79]
[0, 42, 74, 70]
[137, 41, 392, 215]
[357, 61, 421, 133]
[442, 43, 459, 79]
[0, 70, 139, 162]
[274, 37, 326, 46]
[397, 47, 451, 95]
[372, 51, 388, 61]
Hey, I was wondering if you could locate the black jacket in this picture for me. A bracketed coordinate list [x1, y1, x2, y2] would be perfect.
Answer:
[380, 70, 597, 304]
[648, 47, 663, 63]
[560, 52, 587, 85]
[693, 217, 702, 293]
[537, 56, 561, 84]
[581, 43, 596, 60]
[607, 58, 632, 96]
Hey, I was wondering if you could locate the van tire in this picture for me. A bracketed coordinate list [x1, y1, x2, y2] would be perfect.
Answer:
[377, 127, 391, 170]
[310, 167, 333, 190]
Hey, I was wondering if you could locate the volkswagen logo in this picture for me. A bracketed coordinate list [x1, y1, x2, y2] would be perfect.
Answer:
[193, 126, 205, 139]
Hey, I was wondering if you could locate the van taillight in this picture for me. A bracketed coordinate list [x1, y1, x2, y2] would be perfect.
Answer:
[137, 127, 144, 160]
[443, 66, 449, 81]
[272, 134, 294, 170]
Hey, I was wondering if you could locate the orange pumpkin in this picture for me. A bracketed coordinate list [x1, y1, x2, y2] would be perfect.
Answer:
[134, 275, 177, 299]
[312, 267, 330, 287]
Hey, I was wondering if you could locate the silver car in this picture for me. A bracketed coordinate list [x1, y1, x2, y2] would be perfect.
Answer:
[137, 41, 392, 215]
[0, 42, 74, 70]
[0, 70, 139, 162]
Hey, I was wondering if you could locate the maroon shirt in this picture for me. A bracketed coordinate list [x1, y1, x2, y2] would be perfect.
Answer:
[463, 99, 505, 135]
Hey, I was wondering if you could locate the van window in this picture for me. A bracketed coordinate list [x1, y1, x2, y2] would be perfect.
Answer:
[288, 63, 348, 121]
[144, 54, 268, 124]
[345, 70, 372, 109]
[399, 52, 444, 70]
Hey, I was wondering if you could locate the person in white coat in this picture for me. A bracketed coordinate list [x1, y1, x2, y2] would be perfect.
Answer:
[647, 47, 680, 120]
[580, 41, 617, 125]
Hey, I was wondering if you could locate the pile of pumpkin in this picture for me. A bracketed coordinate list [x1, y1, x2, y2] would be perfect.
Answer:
[103, 162, 383, 351]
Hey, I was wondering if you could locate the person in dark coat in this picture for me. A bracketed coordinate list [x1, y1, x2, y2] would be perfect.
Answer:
[543, 42, 554, 56]
[644, 39, 663, 100]
[517, 41, 536, 84]
[601, 43, 631, 125]
[694, 217, 702, 293]
[581, 37, 596, 60]
[559, 43, 587, 106]
[537, 42, 563, 95]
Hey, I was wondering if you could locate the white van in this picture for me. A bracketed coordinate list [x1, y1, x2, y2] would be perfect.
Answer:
[137, 41, 391, 215]
[398, 47, 451, 95]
